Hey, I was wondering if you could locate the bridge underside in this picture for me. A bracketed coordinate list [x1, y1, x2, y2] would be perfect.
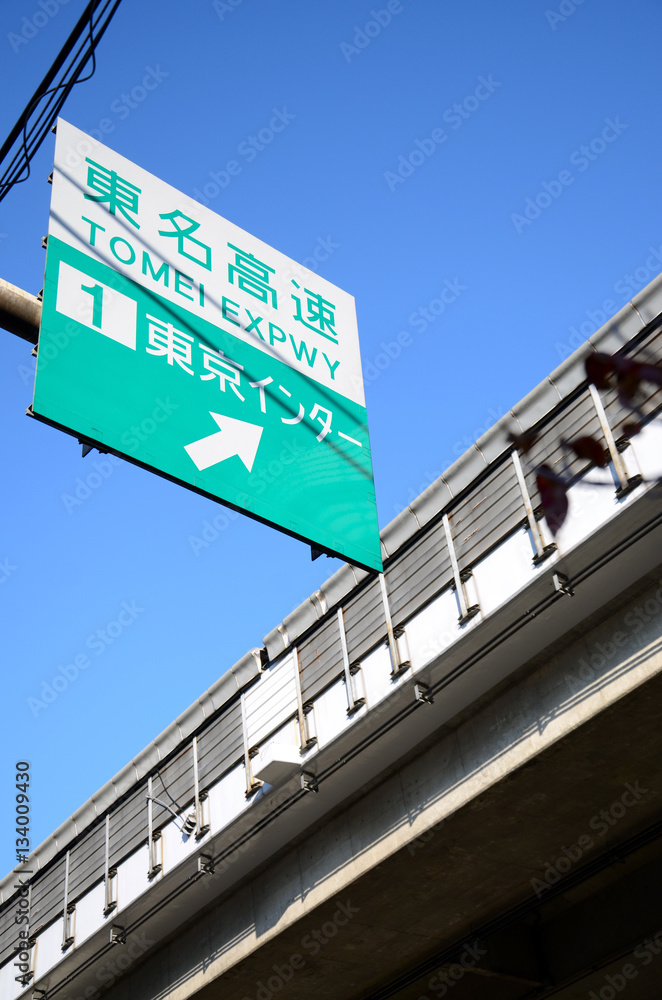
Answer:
[102, 565, 662, 1000]
[194, 666, 662, 1000]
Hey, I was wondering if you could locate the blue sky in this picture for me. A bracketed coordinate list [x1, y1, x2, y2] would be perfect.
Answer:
[1, 0, 661, 874]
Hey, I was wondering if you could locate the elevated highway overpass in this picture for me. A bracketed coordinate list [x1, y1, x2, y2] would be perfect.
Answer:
[2, 278, 662, 1000]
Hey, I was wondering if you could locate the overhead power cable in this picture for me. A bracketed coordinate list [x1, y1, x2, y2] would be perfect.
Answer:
[0, 0, 123, 206]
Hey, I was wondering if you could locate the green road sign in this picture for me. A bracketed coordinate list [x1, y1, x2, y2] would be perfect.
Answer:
[32, 121, 382, 572]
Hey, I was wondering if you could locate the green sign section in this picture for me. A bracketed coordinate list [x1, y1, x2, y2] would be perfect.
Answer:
[33, 237, 382, 571]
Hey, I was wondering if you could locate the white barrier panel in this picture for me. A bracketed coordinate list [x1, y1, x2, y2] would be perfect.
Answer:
[244, 653, 298, 747]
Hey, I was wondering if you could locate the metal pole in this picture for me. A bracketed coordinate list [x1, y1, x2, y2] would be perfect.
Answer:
[0, 278, 40, 344]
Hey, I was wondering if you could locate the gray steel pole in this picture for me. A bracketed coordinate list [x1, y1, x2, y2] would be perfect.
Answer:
[0, 278, 40, 344]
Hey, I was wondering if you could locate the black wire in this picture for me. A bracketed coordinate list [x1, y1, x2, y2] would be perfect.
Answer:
[154, 768, 184, 812]
[0, 0, 123, 204]
[0, 2, 104, 191]
[0, 0, 106, 180]
[0, 0, 105, 164]
[0, 13, 98, 190]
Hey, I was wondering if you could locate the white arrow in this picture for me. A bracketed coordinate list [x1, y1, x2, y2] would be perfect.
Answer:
[184, 412, 263, 473]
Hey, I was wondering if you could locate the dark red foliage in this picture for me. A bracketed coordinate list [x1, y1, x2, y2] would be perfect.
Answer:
[564, 435, 609, 468]
[585, 352, 613, 390]
[536, 464, 569, 536]
[507, 428, 538, 454]
[585, 352, 662, 407]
